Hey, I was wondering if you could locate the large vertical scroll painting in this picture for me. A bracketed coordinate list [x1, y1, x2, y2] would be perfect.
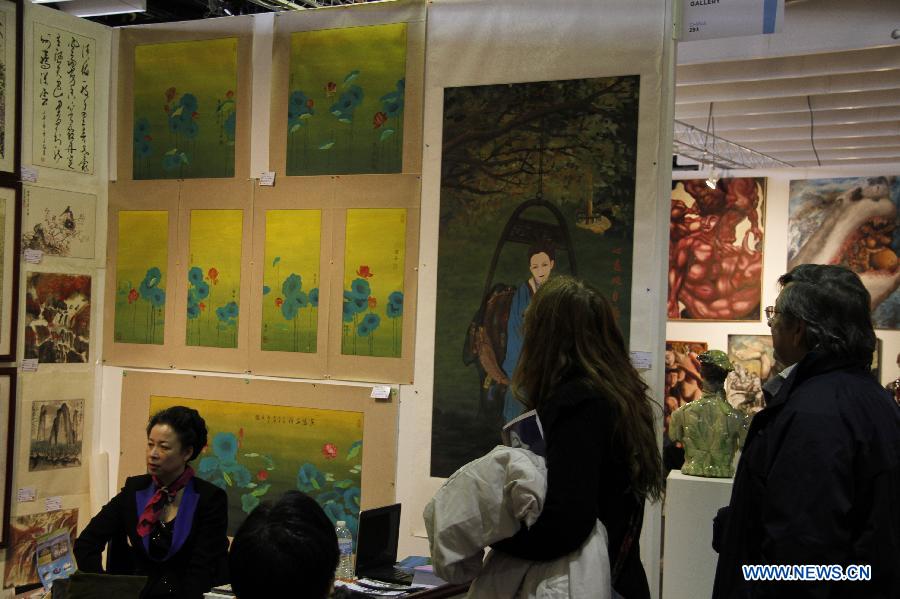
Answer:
[31, 22, 96, 174]
[286, 23, 407, 175]
[186, 210, 242, 349]
[149, 396, 363, 538]
[114, 211, 167, 345]
[262, 210, 321, 353]
[788, 176, 900, 329]
[431, 76, 639, 477]
[341, 208, 405, 358]
[133, 38, 237, 179]
[668, 178, 766, 321]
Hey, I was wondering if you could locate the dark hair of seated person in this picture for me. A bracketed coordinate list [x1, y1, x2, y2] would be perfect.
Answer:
[229, 490, 339, 599]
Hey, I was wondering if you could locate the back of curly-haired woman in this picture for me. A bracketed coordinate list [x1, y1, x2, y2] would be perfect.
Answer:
[492, 275, 663, 599]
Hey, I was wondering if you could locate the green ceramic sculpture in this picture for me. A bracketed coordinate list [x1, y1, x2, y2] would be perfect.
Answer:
[668, 350, 749, 478]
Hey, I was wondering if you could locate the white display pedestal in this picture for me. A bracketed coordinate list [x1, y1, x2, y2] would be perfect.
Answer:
[662, 470, 734, 599]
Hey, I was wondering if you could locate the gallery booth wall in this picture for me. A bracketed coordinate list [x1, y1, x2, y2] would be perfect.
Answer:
[0, 0, 677, 594]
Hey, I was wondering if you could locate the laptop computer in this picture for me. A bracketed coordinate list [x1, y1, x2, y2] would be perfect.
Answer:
[354, 503, 413, 585]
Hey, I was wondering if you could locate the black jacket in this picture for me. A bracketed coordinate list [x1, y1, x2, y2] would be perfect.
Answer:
[492, 378, 650, 599]
[712, 351, 900, 599]
[74, 474, 229, 599]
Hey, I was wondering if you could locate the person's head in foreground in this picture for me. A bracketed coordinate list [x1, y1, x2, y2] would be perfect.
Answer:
[229, 490, 339, 599]
[146, 405, 208, 486]
[513, 275, 663, 501]
[767, 264, 875, 368]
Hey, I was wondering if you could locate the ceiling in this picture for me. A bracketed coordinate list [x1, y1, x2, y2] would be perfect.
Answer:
[674, 0, 900, 170]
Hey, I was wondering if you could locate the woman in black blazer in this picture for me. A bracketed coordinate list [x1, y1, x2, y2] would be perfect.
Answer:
[74, 406, 229, 598]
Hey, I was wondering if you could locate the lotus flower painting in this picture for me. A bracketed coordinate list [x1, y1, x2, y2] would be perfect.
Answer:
[149, 395, 363, 538]
[261, 210, 321, 353]
[187, 210, 242, 349]
[341, 209, 406, 358]
[133, 38, 237, 179]
[286, 23, 407, 175]
[114, 211, 168, 345]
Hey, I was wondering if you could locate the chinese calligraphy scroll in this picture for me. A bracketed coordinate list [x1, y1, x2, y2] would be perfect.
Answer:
[31, 22, 95, 174]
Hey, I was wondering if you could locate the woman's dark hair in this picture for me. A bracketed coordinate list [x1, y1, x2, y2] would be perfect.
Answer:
[146, 406, 207, 462]
[777, 264, 876, 365]
[229, 491, 339, 599]
[511, 275, 663, 501]
[526, 239, 556, 262]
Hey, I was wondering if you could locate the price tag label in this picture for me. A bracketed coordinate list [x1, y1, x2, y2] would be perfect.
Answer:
[24, 248, 43, 264]
[22, 166, 38, 183]
[259, 171, 276, 186]
[630, 351, 652, 370]
[45, 496, 62, 512]
[21, 358, 39, 372]
[370, 385, 392, 400]
[17, 487, 36, 502]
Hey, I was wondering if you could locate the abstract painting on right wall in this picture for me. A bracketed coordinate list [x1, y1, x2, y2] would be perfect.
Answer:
[788, 176, 900, 329]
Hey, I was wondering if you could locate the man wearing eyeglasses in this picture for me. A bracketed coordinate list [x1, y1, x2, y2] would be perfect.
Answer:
[712, 264, 900, 599]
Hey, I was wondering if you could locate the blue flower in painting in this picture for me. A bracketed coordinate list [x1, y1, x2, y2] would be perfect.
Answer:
[362, 313, 380, 329]
[224, 301, 239, 319]
[222, 461, 252, 487]
[187, 302, 200, 320]
[352, 296, 367, 313]
[342, 301, 355, 323]
[263, 285, 271, 296]
[241, 493, 260, 513]
[315, 491, 342, 506]
[212, 432, 238, 463]
[188, 267, 204, 286]
[162, 152, 183, 171]
[183, 120, 199, 140]
[148, 288, 166, 308]
[215, 306, 227, 322]
[288, 91, 314, 122]
[168, 115, 184, 134]
[343, 487, 361, 509]
[322, 501, 349, 526]
[179, 93, 199, 113]
[142, 267, 162, 289]
[297, 463, 326, 493]
[350, 278, 370, 300]
[386, 302, 401, 319]
[308, 288, 319, 307]
[388, 291, 403, 307]
[281, 296, 299, 321]
[197, 455, 220, 479]
[357, 322, 371, 337]
[380, 79, 405, 118]
[282, 274, 303, 298]
[194, 281, 210, 300]
[330, 86, 364, 122]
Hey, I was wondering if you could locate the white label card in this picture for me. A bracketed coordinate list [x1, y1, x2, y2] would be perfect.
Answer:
[630, 351, 653, 370]
[22, 166, 39, 183]
[370, 385, 392, 400]
[17, 487, 37, 502]
[45, 496, 62, 512]
[24, 249, 43, 264]
[21, 358, 39, 372]
[259, 171, 276, 186]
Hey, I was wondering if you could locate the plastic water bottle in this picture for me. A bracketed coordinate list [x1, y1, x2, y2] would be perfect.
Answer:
[335, 520, 355, 581]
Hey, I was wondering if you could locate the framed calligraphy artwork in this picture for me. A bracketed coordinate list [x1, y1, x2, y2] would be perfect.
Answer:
[0, 0, 18, 176]
[30, 20, 96, 175]
[0, 368, 15, 549]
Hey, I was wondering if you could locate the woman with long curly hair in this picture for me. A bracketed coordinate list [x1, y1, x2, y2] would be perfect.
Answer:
[492, 275, 663, 599]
